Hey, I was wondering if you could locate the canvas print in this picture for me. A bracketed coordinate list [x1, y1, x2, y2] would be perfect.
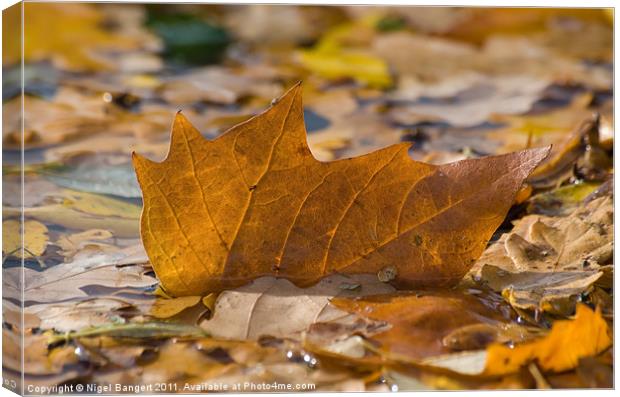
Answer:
[1, 1, 614, 394]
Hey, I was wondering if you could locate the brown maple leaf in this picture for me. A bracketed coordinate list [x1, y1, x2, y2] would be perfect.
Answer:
[132, 83, 549, 296]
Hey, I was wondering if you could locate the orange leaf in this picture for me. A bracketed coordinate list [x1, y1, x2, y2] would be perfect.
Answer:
[484, 304, 612, 375]
[133, 84, 549, 296]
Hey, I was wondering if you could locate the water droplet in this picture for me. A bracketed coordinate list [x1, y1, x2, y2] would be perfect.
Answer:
[102, 92, 113, 103]
[377, 265, 397, 282]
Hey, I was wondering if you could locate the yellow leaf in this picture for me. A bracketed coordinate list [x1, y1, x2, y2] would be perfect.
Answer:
[147, 296, 201, 319]
[133, 84, 549, 296]
[4, 3, 142, 71]
[2, 219, 49, 258]
[298, 19, 392, 88]
[484, 304, 612, 375]
[5, 189, 141, 238]
[300, 49, 392, 88]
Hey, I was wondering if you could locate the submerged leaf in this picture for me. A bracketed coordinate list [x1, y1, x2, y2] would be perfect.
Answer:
[133, 84, 549, 296]
[331, 291, 531, 360]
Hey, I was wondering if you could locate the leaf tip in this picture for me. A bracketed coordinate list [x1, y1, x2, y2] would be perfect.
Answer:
[131, 151, 156, 171]
[274, 81, 303, 106]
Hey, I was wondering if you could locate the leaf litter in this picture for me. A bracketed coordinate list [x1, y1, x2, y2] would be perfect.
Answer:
[2, 4, 613, 391]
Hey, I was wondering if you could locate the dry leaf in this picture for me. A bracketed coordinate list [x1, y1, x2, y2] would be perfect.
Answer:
[484, 196, 612, 273]
[484, 304, 611, 375]
[55, 229, 116, 260]
[200, 274, 394, 340]
[24, 299, 130, 332]
[133, 84, 549, 296]
[386, 75, 548, 128]
[4, 189, 142, 238]
[299, 19, 392, 88]
[3, 244, 151, 303]
[146, 296, 202, 319]
[2, 219, 49, 258]
[526, 182, 600, 217]
[489, 93, 605, 155]
[3, 3, 151, 71]
[473, 195, 612, 314]
[160, 67, 282, 106]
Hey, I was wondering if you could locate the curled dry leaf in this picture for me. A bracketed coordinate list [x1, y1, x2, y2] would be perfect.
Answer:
[526, 114, 612, 189]
[484, 304, 611, 375]
[474, 195, 612, 314]
[133, 84, 549, 296]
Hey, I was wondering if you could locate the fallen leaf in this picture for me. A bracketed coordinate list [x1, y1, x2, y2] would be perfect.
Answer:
[480, 266, 605, 317]
[42, 161, 141, 198]
[200, 274, 394, 340]
[299, 20, 392, 88]
[473, 195, 612, 314]
[3, 330, 79, 377]
[160, 66, 282, 106]
[489, 93, 607, 156]
[146, 296, 202, 319]
[47, 322, 207, 345]
[372, 31, 609, 89]
[386, 75, 549, 128]
[3, 244, 151, 303]
[525, 114, 611, 189]
[3, 3, 152, 71]
[477, 195, 612, 273]
[54, 229, 116, 260]
[441, 8, 609, 46]
[25, 299, 130, 332]
[331, 291, 533, 360]
[5, 189, 142, 238]
[2, 94, 108, 149]
[300, 49, 392, 89]
[526, 182, 600, 216]
[2, 219, 49, 258]
[133, 84, 549, 296]
[224, 5, 338, 46]
[484, 304, 612, 375]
